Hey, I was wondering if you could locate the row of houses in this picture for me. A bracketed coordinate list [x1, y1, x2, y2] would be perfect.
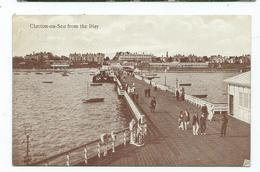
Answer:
[13, 51, 105, 67]
[113, 51, 250, 65]
[69, 52, 105, 64]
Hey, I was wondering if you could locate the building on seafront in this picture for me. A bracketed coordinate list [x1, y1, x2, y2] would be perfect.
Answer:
[224, 71, 251, 123]
[69, 52, 105, 64]
[114, 52, 155, 63]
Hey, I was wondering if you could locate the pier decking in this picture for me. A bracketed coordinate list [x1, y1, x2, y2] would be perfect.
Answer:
[88, 75, 250, 166]
[30, 75, 250, 166]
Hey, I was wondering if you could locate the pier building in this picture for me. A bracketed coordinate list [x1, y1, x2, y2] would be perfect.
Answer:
[224, 71, 251, 123]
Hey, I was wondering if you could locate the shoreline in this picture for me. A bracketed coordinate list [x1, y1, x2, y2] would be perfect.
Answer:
[12, 67, 95, 72]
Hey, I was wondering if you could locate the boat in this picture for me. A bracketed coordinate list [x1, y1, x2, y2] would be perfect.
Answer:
[82, 76, 104, 104]
[145, 73, 157, 77]
[179, 83, 192, 86]
[82, 98, 104, 103]
[90, 83, 103, 86]
[92, 68, 115, 83]
[62, 72, 69, 76]
[89, 71, 95, 76]
[35, 72, 43, 75]
[42, 81, 53, 84]
[192, 94, 208, 98]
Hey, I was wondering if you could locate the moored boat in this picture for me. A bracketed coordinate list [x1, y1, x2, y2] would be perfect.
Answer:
[42, 81, 53, 84]
[82, 98, 104, 103]
[192, 94, 208, 98]
[90, 83, 103, 86]
[62, 72, 69, 76]
[179, 83, 192, 86]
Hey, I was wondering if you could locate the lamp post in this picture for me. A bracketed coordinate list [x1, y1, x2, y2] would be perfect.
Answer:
[23, 124, 32, 165]
[164, 69, 166, 86]
[164, 66, 169, 86]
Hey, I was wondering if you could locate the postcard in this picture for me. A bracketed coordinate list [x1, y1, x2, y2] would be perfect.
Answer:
[13, 15, 251, 166]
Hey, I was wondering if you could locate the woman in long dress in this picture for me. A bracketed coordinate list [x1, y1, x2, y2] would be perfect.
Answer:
[207, 105, 214, 121]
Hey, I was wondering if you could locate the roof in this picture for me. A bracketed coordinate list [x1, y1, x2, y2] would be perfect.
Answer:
[224, 71, 251, 88]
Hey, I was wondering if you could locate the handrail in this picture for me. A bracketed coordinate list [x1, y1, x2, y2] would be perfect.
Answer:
[30, 128, 129, 166]
[123, 91, 144, 121]
[134, 74, 228, 113]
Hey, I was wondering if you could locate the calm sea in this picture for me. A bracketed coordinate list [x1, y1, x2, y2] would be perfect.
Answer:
[13, 68, 131, 165]
[153, 72, 239, 103]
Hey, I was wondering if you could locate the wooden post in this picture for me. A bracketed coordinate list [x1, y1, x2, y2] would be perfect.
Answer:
[111, 131, 116, 153]
[103, 143, 107, 157]
[84, 147, 88, 165]
[66, 154, 70, 166]
[112, 141, 115, 153]
[97, 143, 101, 158]
[123, 132, 127, 146]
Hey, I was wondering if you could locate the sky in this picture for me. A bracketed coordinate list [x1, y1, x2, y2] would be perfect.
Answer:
[13, 15, 251, 58]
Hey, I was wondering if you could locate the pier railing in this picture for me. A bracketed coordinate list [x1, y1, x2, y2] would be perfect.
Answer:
[29, 128, 130, 166]
[134, 74, 228, 114]
[115, 76, 145, 121]
[184, 94, 228, 114]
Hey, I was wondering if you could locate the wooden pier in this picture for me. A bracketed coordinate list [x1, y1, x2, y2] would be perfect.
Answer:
[90, 75, 250, 166]
[29, 75, 250, 166]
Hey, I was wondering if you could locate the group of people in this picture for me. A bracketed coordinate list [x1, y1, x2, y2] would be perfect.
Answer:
[175, 87, 185, 101]
[178, 110, 190, 130]
[178, 109, 209, 135]
[190, 113, 207, 135]
[128, 83, 139, 101]
[178, 104, 229, 137]
[129, 118, 147, 147]
[144, 87, 151, 97]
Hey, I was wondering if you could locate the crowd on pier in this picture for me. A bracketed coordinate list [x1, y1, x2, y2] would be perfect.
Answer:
[117, 70, 230, 145]
[177, 104, 229, 137]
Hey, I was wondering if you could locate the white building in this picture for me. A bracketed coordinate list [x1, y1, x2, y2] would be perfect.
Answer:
[117, 52, 154, 62]
[224, 71, 251, 123]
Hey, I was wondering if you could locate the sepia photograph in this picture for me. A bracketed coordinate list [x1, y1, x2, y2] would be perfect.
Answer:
[13, 15, 251, 166]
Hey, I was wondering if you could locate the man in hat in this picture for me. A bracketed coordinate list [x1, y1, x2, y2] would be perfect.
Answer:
[220, 115, 229, 137]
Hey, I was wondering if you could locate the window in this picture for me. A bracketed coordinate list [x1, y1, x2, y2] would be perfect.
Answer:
[249, 93, 251, 108]
[244, 93, 249, 108]
[239, 92, 243, 106]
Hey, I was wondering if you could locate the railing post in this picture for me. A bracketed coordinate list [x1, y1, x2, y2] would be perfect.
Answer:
[84, 147, 88, 165]
[97, 143, 101, 158]
[111, 131, 116, 153]
[103, 143, 107, 157]
[123, 132, 127, 146]
[112, 140, 115, 153]
[66, 154, 70, 166]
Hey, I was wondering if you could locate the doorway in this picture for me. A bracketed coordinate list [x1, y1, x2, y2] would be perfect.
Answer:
[229, 95, 234, 116]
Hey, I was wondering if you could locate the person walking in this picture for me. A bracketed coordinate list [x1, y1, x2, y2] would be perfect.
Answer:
[184, 110, 190, 127]
[178, 111, 184, 130]
[181, 87, 185, 101]
[176, 89, 179, 101]
[147, 87, 151, 97]
[208, 105, 214, 121]
[202, 104, 208, 118]
[200, 114, 206, 135]
[192, 113, 199, 135]
[183, 112, 188, 130]
[150, 97, 156, 112]
[220, 115, 229, 137]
